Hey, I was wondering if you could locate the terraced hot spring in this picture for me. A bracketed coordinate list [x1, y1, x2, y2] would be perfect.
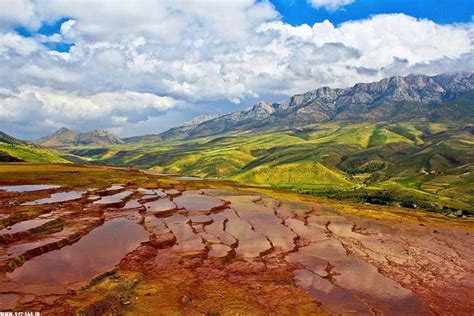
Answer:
[94, 190, 133, 205]
[0, 164, 472, 315]
[0, 219, 52, 235]
[173, 193, 226, 213]
[0, 185, 60, 192]
[7, 218, 149, 286]
[22, 191, 84, 205]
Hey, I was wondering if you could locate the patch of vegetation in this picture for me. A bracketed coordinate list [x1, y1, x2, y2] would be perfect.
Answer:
[0, 143, 69, 163]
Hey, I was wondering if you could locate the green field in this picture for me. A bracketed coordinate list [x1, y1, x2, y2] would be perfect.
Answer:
[53, 120, 474, 214]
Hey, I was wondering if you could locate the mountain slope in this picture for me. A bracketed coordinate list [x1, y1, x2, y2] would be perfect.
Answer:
[18, 72, 474, 213]
[0, 131, 29, 146]
[67, 120, 474, 213]
[36, 128, 80, 147]
[37, 127, 123, 147]
[0, 131, 69, 163]
[157, 72, 474, 141]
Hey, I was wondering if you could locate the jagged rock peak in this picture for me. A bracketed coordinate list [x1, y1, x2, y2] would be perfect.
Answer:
[182, 114, 219, 126]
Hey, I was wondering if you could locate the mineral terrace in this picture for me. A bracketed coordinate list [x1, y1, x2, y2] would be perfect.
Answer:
[0, 164, 472, 315]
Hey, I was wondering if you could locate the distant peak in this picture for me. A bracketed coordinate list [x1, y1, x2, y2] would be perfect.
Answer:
[37, 127, 122, 147]
[55, 127, 76, 134]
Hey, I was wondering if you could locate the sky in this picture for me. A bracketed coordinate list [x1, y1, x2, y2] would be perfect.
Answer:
[0, 0, 473, 139]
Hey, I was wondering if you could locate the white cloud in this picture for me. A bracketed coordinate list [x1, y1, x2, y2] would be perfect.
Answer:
[310, 15, 471, 66]
[255, 14, 473, 91]
[18, 64, 82, 83]
[32, 0, 278, 43]
[0, 0, 40, 30]
[0, 32, 40, 56]
[0, 86, 178, 134]
[0, 1, 472, 138]
[307, 0, 354, 11]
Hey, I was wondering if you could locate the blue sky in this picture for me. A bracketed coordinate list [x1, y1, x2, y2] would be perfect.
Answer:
[15, 17, 74, 52]
[272, 0, 474, 25]
[0, 0, 473, 139]
[13, 0, 474, 54]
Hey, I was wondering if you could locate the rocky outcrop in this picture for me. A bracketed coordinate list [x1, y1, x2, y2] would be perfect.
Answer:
[181, 114, 219, 126]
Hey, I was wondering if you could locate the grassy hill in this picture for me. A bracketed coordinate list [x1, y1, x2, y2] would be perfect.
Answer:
[0, 143, 70, 163]
[61, 120, 474, 213]
[0, 132, 70, 163]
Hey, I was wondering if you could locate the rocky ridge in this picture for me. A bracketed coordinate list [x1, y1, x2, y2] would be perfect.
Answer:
[157, 72, 474, 140]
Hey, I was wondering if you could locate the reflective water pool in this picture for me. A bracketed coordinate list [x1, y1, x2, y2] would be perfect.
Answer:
[7, 218, 149, 285]
[0, 219, 52, 235]
[22, 191, 84, 205]
[0, 185, 60, 192]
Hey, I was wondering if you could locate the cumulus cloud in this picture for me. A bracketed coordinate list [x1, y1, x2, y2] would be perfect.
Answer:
[0, 86, 178, 135]
[307, 0, 355, 11]
[0, 1, 472, 138]
[18, 64, 82, 83]
[33, 0, 278, 43]
[0, 0, 40, 30]
[256, 14, 473, 91]
[0, 32, 40, 56]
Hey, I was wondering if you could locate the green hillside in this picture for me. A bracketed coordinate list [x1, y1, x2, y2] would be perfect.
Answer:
[0, 143, 69, 163]
[0, 132, 70, 163]
[62, 120, 474, 213]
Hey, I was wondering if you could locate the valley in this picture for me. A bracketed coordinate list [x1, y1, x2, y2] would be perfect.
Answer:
[1, 73, 473, 215]
[0, 73, 473, 315]
[62, 120, 474, 215]
[1, 72, 463, 216]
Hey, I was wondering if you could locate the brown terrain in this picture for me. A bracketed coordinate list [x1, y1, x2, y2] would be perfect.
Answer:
[0, 164, 472, 315]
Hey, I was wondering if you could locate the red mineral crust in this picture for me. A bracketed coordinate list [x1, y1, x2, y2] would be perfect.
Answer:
[0, 168, 472, 315]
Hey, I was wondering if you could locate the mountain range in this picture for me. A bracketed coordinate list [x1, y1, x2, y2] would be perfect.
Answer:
[1, 72, 473, 213]
[156, 72, 474, 141]
[32, 72, 474, 147]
